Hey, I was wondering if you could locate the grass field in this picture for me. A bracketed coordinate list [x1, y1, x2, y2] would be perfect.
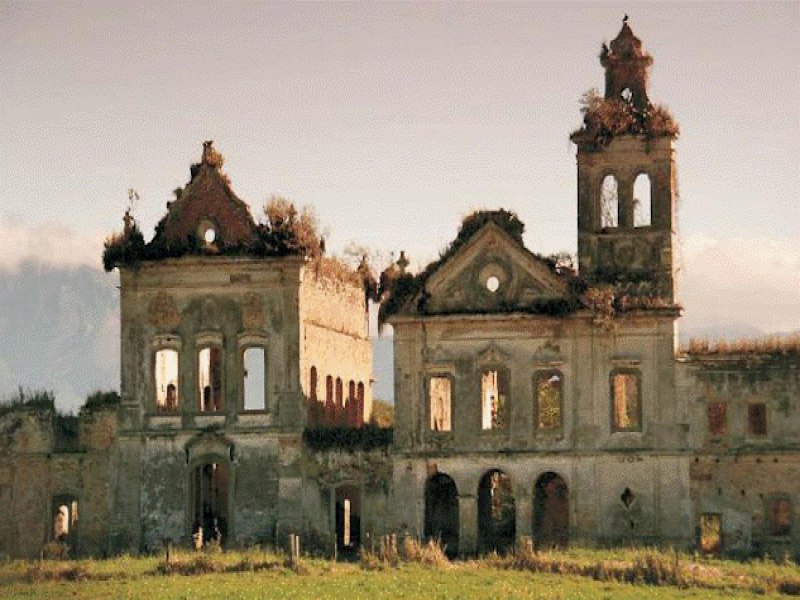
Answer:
[1, 545, 798, 599]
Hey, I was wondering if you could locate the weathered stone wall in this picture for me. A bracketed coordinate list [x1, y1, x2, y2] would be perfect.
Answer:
[0, 407, 117, 558]
[391, 310, 692, 550]
[679, 355, 800, 557]
[299, 269, 372, 422]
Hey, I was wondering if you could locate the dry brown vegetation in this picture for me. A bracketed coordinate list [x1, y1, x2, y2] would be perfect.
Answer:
[684, 334, 800, 357]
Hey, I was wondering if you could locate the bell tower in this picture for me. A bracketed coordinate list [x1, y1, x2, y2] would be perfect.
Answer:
[572, 19, 679, 304]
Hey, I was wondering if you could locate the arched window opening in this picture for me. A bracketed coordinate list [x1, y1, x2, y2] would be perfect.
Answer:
[242, 347, 265, 411]
[600, 175, 619, 229]
[52, 496, 78, 545]
[424, 473, 459, 558]
[155, 349, 179, 412]
[310, 367, 318, 403]
[325, 376, 333, 406]
[356, 382, 365, 426]
[533, 472, 569, 549]
[335, 378, 343, 407]
[477, 470, 515, 554]
[335, 485, 361, 558]
[633, 173, 651, 227]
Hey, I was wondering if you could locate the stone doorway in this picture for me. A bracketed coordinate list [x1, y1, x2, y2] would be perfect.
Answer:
[424, 473, 459, 558]
[477, 469, 515, 554]
[190, 461, 229, 546]
[533, 472, 569, 549]
[335, 484, 361, 558]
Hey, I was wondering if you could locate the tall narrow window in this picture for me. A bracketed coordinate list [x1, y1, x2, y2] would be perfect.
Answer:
[198, 347, 223, 412]
[535, 371, 563, 431]
[356, 382, 365, 420]
[429, 376, 452, 432]
[748, 403, 767, 435]
[155, 349, 179, 412]
[600, 175, 619, 229]
[481, 370, 508, 430]
[335, 378, 343, 407]
[633, 173, 651, 227]
[310, 367, 318, 402]
[707, 402, 727, 436]
[611, 371, 641, 432]
[242, 347, 265, 411]
[326, 376, 333, 405]
[348, 380, 356, 405]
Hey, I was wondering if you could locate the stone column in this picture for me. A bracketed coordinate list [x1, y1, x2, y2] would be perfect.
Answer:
[459, 493, 477, 555]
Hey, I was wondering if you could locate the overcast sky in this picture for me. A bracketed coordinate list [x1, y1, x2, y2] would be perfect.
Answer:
[2, 2, 799, 335]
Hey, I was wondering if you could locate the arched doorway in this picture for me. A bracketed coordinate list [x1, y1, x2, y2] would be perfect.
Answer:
[424, 473, 459, 558]
[335, 484, 361, 558]
[533, 472, 569, 549]
[190, 460, 230, 546]
[477, 469, 515, 554]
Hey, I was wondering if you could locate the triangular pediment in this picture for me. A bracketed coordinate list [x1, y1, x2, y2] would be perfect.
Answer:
[424, 221, 567, 314]
[153, 145, 257, 248]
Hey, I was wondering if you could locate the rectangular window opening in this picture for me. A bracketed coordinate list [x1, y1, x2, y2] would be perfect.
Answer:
[535, 371, 563, 431]
[243, 347, 265, 411]
[748, 403, 767, 435]
[611, 371, 641, 432]
[199, 347, 224, 412]
[768, 498, 792, 537]
[707, 402, 727, 436]
[699, 513, 722, 555]
[429, 377, 452, 432]
[481, 370, 507, 430]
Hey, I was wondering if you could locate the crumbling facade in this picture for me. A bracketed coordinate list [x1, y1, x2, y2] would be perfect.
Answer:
[0, 20, 797, 560]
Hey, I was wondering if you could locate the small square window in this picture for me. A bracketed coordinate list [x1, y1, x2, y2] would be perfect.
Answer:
[748, 403, 767, 435]
[429, 377, 452, 432]
[611, 371, 641, 432]
[707, 402, 727, 436]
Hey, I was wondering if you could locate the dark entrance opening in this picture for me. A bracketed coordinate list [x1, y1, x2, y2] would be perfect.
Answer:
[335, 484, 361, 558]
[424, 473, 459, 558]
[191, 461, 229, 546]
[533, 472, 569, 549]
[477, 469, 515, 554]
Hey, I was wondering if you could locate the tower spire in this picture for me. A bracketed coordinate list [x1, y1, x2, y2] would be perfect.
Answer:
[600, 17, 653, 109]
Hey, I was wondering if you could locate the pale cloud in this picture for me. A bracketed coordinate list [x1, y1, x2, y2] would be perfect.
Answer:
[0, 219, 105, 272]
[678, 233, 800, 334]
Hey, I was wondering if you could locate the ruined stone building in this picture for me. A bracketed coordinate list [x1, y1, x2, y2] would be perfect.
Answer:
[0, 21, 798, 560]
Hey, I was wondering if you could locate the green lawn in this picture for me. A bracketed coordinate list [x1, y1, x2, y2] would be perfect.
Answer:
[0, 548, 797, 600]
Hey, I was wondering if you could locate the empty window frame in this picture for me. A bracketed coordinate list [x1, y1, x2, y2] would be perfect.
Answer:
[429, 376, 452, 432]
[198, 347, 224, 412]
[53, 498, 78, 542]
[699, 513, 722, 555]
[707, 402, 727, 436]
[767, 497, 792, 537]
[633, 173, 652, 227]
[748, 403, 767, 435]
[155, 348, 179, 412]
[535, 370, 563, 431]
[242, 347, 265, 411]
[611, 370, 641, 432]
[600, 175, 619, 229]
[481, 369, 508, 430]
[310, 367, 318, 402]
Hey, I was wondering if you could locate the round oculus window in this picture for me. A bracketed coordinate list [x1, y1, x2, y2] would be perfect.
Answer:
[203, 227, 216, 244]
[486, 275, 500, 293]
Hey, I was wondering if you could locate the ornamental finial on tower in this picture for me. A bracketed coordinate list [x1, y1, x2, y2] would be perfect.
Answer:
[600, 17, 653, 109]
